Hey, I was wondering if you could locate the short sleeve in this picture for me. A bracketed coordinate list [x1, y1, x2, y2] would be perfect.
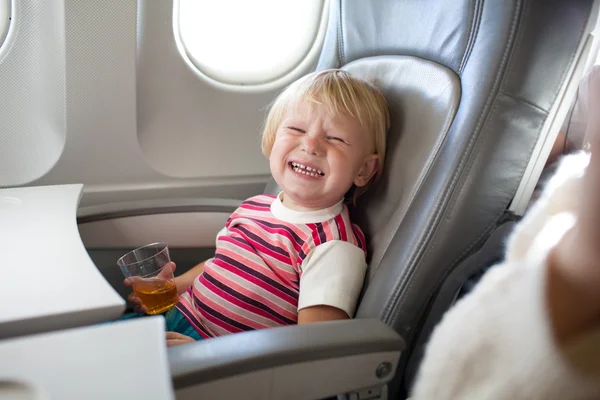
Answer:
[215, 227, 228, 247]
[297, 240, 367, 317]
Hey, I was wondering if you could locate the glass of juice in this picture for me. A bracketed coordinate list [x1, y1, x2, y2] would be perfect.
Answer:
[117, 242, 179, 315]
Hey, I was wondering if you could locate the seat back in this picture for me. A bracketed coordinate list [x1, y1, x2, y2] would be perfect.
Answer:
[266, 0, 597, 396]
[342, 56, 460, 290]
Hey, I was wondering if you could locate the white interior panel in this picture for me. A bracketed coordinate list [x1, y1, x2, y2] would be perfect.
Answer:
[78, 212, 230, 249]
[138, 0, 328, 178]
[0, 0, 66, 186]
[1, 184, 124, 339]
[0, 318, 174, 400]
[2, 0, 326, 207]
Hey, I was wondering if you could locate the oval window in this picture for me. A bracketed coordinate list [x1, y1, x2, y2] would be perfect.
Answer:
[177, 0, 326, 85]
[0, 0, 10, 48]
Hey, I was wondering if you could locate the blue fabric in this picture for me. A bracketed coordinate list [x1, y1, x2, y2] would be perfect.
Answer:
[119, 307, 202, 341]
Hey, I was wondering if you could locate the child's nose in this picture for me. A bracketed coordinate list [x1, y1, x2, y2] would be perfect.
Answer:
[302, 134, 324, 156]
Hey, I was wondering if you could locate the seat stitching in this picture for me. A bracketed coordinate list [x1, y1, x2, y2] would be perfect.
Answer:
[337, 0, 346, 65]
[367, 78, 459, 281]
[459, 0, 483, 74]
[397, 213, 502, 343]
[445, 0, 588, 255]
[382, 0, 523, 325]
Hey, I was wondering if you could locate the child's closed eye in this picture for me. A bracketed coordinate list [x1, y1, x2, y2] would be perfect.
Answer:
[327, 136, 348, 144]
[286, 126, 305, 134]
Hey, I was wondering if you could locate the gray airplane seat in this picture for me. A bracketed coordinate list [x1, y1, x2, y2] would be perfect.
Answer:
[254, 0, 598, 398]
[167, 0, 597, 399]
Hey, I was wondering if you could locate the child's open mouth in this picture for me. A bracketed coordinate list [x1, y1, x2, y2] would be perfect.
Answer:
[289, 162, 325, 178]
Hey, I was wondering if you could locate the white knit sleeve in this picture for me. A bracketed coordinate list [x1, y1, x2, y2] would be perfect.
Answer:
[412, 153, 600, 399]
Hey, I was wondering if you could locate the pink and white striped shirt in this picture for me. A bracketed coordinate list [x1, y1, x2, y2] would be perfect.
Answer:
[176, 193, 368, 338]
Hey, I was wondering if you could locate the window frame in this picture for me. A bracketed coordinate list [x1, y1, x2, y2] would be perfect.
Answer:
[0, 0, 11, 49]
[172, 0, 330, 92]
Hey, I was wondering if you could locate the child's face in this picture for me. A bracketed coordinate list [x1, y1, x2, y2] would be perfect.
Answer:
[269, 100, 379, 211]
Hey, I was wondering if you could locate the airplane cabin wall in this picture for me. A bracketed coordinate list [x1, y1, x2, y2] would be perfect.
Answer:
[0, 0, 328, 207]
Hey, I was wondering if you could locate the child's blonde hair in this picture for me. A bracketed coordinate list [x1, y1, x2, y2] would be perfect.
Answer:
[261, 69, 390, 201]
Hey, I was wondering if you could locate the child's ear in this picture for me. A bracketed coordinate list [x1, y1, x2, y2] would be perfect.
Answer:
[354, 154, 379, 187]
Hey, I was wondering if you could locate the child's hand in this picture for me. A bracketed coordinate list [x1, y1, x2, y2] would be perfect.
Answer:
[165, 331, 195, 347]
[125, 292, 147, 314]
[124, 261, 177, 314]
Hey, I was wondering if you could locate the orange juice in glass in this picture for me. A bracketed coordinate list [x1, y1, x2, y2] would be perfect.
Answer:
[117, 242, 179, 315]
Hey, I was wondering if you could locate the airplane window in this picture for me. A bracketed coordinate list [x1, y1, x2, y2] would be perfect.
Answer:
[0, 0, 10, 48]
[177, 0, 326, 86]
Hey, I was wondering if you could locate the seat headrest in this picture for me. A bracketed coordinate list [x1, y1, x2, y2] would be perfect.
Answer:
[344, 56, 460, 272]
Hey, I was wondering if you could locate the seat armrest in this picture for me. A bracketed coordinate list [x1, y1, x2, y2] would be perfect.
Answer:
[77, 198, 242, 223]
[169, 319, 405, 399]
